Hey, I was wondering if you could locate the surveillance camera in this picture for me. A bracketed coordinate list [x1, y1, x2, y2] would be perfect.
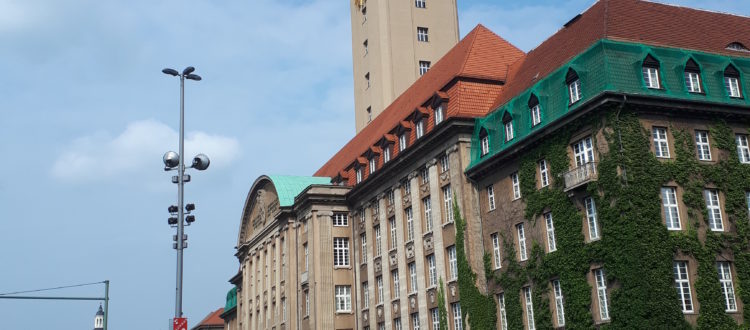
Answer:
[192, 154, 210, 171]
[163, 151, 179, 168]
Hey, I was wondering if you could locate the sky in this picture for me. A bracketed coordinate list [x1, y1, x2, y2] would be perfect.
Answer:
[0, 0, 748, 328]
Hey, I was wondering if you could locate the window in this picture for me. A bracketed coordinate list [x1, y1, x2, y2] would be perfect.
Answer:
[737, 134, 750, 163]
[511, 172, 521, 200]
[439, 154, 449, 173]
[399, 133, 408, 151]
[363, 281, 370, 308]
[384, 145, 391, 163]
[498, 293, 508, 330]
[394, 318, 402, 330]
[539, 159, 549, 187]
[642, 55, 660, 89]
[567, 69, 582, 104]
[517, 223, 528, 261]
[504, 119, 514, 141]
[363, 39, 368, 56]
[431, 308, 439, 330]
[434, 104, 444, 125]
[427, 254, 437, 287]
[727, 42, 750, 52]
[447, 246, 457, 280]
[389, 217, 398, 249]
[388, 189, 395, 206]
[451, 303, 463, 330]
[417, 27, 429, 42]
[377, 276, 384, 304]
[374, 225, 382, 256]
[443, 185, 454, 223]
[333, 213, 348, 226]
[412, 313, 420, 330]
[529, 94, 541, 126]
[480, 129, 490, 156]
[370, 157, 377, 174]
[523, 287, 535, 330]
[695, 130, 712, 161]
[366, 72, 371, 89]
[684, 59, 702, 93]
[304, 243, 309, 271]
[409, 262, 418, 293]
[704, 189, 724, 231]
[717, 262, 738, 312]
[423, 198, 433, 232]
[406, 207, 415, 241]
[415, 0, 426, 8]
[420, 167, 429, 184]
[545, 213, 557, 253]
[552, 280, 565, 326]
[661, 187, 681, 230]
[673, 261, 694, 313]
[585, 197, 600, 240]
[415, 119, 425, 138]
[335, 285, 352, 312]
[419, 61, 431, 76]
[333, 237, 350, 266]
[487, 185, 496, 211]
[379, 323, 385, 330]
[595, 269, 610, 321]
[725, 64, 742, 98]
[653, 127, 670, 158]
[367, 106, 372, 122]
[573, 136, 595, 166]
[356, 167, 363, 184]
[746, 191, 750, 218]
[361, 233, 367, 263]
[361, 5, 367, 23]
[491, 233, 502, 269]
[305, 290, 310, 316]
[392, 270, 401, 298]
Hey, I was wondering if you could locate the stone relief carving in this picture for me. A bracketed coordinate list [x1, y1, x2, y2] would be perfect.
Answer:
[405, 243, 414, 259]
[450, 284, 457, 297]
[377, 306, 383, 317]
[410, 296, 416, 308]
[389, 251, 398, 266]
[374, 258, 382, 272]
[392, 301, 399, 311]
[429, 290, 435, 303]
[423, 236, 433, 250]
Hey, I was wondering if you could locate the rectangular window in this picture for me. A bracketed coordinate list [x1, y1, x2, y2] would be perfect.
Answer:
[379, 323, 385, 330]
[481, 135, 490, 156]
[673, 261, 694, 313]
[539, 159, 549, 188]
[388, 189, 395, 206]
[370, 157, 377, 174]
[498, 293, 508, 330]
[365, 72, 371, 89]
[569, 79, 582, 103]
[440, 154, 450, 173]
[419, 61, 431, 76]
[304, 243, 309, 271]
[448, 246, 457, 280]
[487, 185, 496, 211]
[434, 104, 444, 125]
[412, 313, 420, 330]
[282, 297, 287, 321]
[409, 262, 418, 293]
[427, 254, 437, 287]
[718, 262, 738, 312]
[392, 270, 401, 299]
[524, 287, 535, 330]
[661, 187, 681, 230]
[363, 39, 368, 56]
[443, 185, 454, 223]
[726, 76, 742, 98]
[431, 308, 439, 330]
[416, 119, 425, 138]
[305, 291, 310, 316]
[333, 213, 348, 226]
[389, 217, 398, 249]
[491, 233, 502, 269]
[394, 318, 402, 330]
[517, 223, 528, 261]
[653, 127, 670, 158]
[399, 133, 408, 151]
[417, 27, 429, 42]
[737, 134, 750, 163]
[553, 280, 565, 327]
[685, 71, 702, 93]
[333, 237, 350, 266]
[595, 269, 610, 321]
[406, 207, 415, 242]
[335, 285, 352, 312]
[423, 197, 433, 232]
[360, 234, 368, 264]
[421, 167, 429, 184]
[384, 146, 391, 163]
[452, 303, 463, 330]
[531, 104, 541, 126]
[704, 189, 724, 231]
[363, 281, 370, 309]
[746, 191, 750, 218]
[573, 136, 595, 166]
[511, 172, 521, 200]
[545, 213, 557, 253]
[374, 225, 382, 257]
[585, 197, 600, 241]
[643, 66, 660, 89]
[695, 130, 712, 161]
[415, 0, 426, 8]
[356, 168, 363, 183]
[377, 276, 384, 304]
[367, 106, 372, 122]
[505, 121, 514, 141]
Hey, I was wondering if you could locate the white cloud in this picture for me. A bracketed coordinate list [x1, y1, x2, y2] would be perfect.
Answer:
[51, 119, 240, 183]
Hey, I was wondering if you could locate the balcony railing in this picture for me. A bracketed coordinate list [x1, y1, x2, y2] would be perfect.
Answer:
[563, 162, 598, 191]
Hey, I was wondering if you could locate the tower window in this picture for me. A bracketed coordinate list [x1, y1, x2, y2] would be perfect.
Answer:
[419, 61, 431, 75]
[417, 27, 429, 42]
[415, 0, 426, 9]
[366, 106, 372, 122]
[365, 72, 370, 89]
[363, 39, 368, 56]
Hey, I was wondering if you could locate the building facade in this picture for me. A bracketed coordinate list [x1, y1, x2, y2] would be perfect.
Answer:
[350, 0, 459, 132]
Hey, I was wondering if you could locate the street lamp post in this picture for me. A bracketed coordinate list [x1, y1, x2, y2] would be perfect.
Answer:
[161, 66, 209, 320]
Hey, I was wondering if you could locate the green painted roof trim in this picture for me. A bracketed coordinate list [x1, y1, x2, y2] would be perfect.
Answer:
[225, 286, 237, 311]
[468, 39, 750, 170]
[267, 175, 331, 207]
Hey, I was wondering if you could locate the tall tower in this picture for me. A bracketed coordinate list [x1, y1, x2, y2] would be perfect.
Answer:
[350, 0, 459, 132]
[93, 304, 104, 330]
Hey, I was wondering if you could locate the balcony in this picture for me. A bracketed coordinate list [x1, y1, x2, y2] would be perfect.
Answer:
[563, 162, 598, 191]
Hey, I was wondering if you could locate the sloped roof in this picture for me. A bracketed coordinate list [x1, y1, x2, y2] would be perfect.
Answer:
[315, 25, 524, 177]
[267, 175, 331, 207]
[193, 308, 224, 328]
[491, 0, 750, 109]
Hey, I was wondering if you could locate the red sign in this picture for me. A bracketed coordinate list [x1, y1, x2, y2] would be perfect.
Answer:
[173, 317, 188, 330]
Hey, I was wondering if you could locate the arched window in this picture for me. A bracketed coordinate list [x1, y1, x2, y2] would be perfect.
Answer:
[642, 54, 661, 89]
[566, 68, 582, 103]
[724, 64, 743, 98]
[479, 128, 490, 156]
[528, 94, 541, 126]
[684, 59, 702, 93]
[502, 111, 514, 142]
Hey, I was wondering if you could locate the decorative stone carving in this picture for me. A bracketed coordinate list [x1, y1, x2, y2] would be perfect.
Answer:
[377, 306, 383, 317]
[387, 205, 394, 214]
[440, 172, 450, 182]
[446, 144, 459, 155]
[426, 158, 437, 167]
[403, 194, 411, 204]
[359, 222, 365, 231]
[429, 290, 435, 303]
[408, 171, 418, 180]
[389, 251, 398, 266]
[374, 258, 382, 273]
[423, 235, 433, 251]
[420, 184, 429, 193]
[410, 296, 416, 308]
[405, 243, 415, 259]
[363, 311, 368, 321]
[392, 301, 399, 311]
[450, 284, 457, 297]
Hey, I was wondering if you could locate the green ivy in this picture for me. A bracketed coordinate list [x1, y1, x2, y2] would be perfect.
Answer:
[439, 278, 449, 329]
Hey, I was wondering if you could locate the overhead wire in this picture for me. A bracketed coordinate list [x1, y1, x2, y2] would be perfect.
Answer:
[0, 281, 105, 296]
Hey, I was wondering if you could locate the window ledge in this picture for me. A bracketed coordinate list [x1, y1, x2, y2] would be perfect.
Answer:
[334, 265, 353, 270]
[442, 221, 454, 228]
[335, 310, 353, 315]
[422, 230, 433, 237]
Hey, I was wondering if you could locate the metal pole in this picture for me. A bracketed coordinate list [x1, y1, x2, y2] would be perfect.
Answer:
[176, 74, 185, 318]
[104, 280, 109, 330]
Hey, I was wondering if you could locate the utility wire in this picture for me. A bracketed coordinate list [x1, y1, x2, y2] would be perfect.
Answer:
[0, 281, 105, 296]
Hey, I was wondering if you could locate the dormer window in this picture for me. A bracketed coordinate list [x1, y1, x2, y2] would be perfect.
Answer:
[502, 112, 514, 142]
[725, 64, 742, 98]
[369, 157, 377, 174]
[642, 54, 661, 89]
[684, 59, 702, 93]
[727, 42, 750, 52]
[434, 104, 444, 125]
[399, 133, 408, 151]
[415, 119, 425, 138]
[383, 145, 391, 163]
[528, 94, 541, 126]
[356, 167, 363, 183]
[566, 68, 582, 104]
[479, 128, 490, 157]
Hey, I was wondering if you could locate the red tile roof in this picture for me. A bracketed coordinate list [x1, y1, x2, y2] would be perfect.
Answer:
[491, 0, 750, 109]
[315, 25, 524, 178]
[194, 308, 224, 327]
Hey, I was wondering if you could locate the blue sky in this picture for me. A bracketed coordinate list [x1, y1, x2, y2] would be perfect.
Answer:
[0, 0, 748, 328]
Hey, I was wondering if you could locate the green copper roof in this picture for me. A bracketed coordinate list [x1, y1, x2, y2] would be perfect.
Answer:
[225, 286, 237, 311]
[469, 39, 750, 169]
[267, 175, 331, 207]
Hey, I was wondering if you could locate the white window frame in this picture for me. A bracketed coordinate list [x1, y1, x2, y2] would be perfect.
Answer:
[553, 280, 565, 327]
[443, 185, 454, 223]
[448, 246, 457, 280]
[374, 225, 382, 257]
[423, 197, 433, 232]
[643, 66, 660, 89]
[419, 61, 430, 76]
[333, 237, 350, 267]
[399, 133, 408, 151]
[409, 262, 418, 293]
[595, 269, 610, 321]
[725, 76, 742, 98]
[417, 27, 429, 42]
[737, 134, 750, 164]
[416, 119, 425, 138]
[480, 134, 490, 156]
[717, 262, 737, 312]
[392, 270, 400, 299]
[695, 130, 712, 161]
[487, 185, 496, 211]
[585, 197, 600, 241]
[511, 172, 521, 200]
[685, 71, 702, 93]
[356, 167, 363, 183]
[673, 261, 694, 313]
[427, 254, 437, 287]
[704, 189, 724, 231]
[746, 191, 750, 219]
[434, 104, 444, 125]
[530, 104, 541, 126]
[491, 233, 502, 269]
[569, 79, 582, 103]
[517, 223, 528, 261]
[363, 281, 369, 309]
[451, 303, 463, 330]
[305, 291, 310, 316]
[439, 154, 449, 173]
[431, 308, 439, 330]
[524, 287, 535, 330]
[653, 127, 670, 158]
[333, 213, 348, 227]
[504, 120, 514, 141]
[406, 207, 415, 242]
[377, 276, 384, 304]
[498, 293, 508, 330]
[539, 159, 549, 188]
[545, 213, 557, 253]
[415, 0, 426, 8]
[661, 187, 681, 230]
[384, 146, 391, 163]
[361, 233, 367, 264]
[394, 317, 402, 330]
[369, 157, 377, 174]
[335, 285, 352, 312]
[387, 189, 395, 206]
[412, 313, 420, 330]
[573, 136, 595, 166]
[389, 217, 398, 249]
[304, 243, 309, 272]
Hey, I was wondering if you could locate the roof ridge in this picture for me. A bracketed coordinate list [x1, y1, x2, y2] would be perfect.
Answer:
[457, 25, 483, 74]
